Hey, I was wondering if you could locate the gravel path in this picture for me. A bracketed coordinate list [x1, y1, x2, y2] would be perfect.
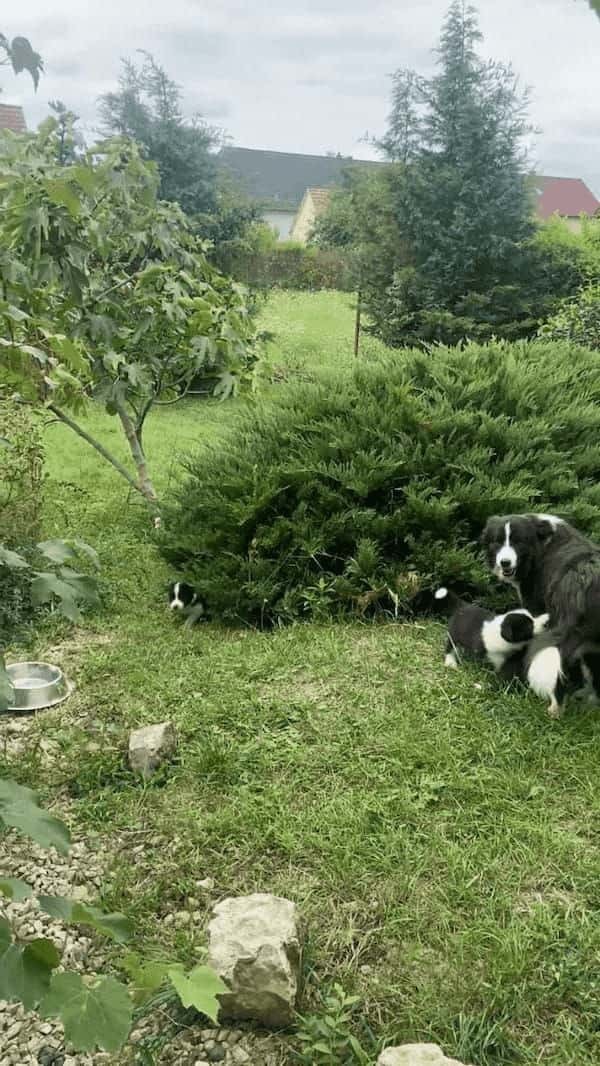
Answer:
[1, 706, 289, 1065]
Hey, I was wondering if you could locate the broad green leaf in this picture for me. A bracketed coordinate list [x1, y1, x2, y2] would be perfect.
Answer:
[44, 180, 81, 218]
[0, 656, 15, 713]
[41, 971, 133, 1052]
[37, 539, 76, 565]
[168, 964, 227, 1022]
[49, 335, 88, 373]
[39, 896, 132, 943]
[0, 918, 11, 954]
[72, 539, 101, 570]
[0, 779, 71, 854]
[31, 572, 82, 620]
[8, 36, 43, 88]
[0, 878, 34, 901]
[71, 165, 98, 196]
[0, 545, 28, 569]
[0, 938, 60, 1009]
[121, 951, 173, 1004]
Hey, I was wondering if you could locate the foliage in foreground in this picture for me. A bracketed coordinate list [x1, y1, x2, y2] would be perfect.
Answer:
[161, 339, 600, 625]
[0, 125, 256, 511]
[541, 282, 600, 350]
[0, 778, 227, 1051]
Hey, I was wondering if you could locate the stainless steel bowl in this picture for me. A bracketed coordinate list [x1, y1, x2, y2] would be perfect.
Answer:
[4, 661, 71, 712]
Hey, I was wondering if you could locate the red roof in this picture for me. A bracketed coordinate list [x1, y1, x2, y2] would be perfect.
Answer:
[535, 176, 599, 219]
[0, 103, 26, 133]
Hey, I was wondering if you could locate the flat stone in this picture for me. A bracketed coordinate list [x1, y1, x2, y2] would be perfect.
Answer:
[128, 721, 177, 778]
[377, 1046, 472, 1066]
[208, 892, 301, 1028]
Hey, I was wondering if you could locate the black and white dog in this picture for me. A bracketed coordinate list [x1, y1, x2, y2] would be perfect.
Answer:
[433, 587, 569, 715]
[167, 582, 206, 627]
[433, 587, 548, 673]
[482, 513, 600, 714]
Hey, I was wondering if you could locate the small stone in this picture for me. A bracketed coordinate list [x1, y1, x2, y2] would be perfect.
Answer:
[227, 1031, 243, 1044]
[200, 1029, 216, 1041]
[194, 1061, 210, 1066]
[175, 910, 191, 926]
[196, 877, 215, 891]
[208, 892, 301, 1028]
[377, 1046, 472, 1066]
[6, 1019, 23, 1039]
[207, 1047, 226, 1063]
[204, 1039, 216, 1052]
[128, 721, 177, 778]
[230, 1047, 251, 1064]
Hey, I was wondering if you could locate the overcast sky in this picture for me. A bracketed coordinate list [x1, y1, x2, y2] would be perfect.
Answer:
[2, 0, 599, 195]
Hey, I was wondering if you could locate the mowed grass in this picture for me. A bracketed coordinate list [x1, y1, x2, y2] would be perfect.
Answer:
[5, 292, 600, 1065]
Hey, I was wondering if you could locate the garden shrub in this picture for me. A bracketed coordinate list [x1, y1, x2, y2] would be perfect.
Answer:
[229, 243, 354, 292]
[160, 339, 600, 625]
[0, 401, 44, 639]
[540, 283, 600, 350]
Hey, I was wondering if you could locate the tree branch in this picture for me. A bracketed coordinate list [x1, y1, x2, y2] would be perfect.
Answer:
[47, 403, 141, 495]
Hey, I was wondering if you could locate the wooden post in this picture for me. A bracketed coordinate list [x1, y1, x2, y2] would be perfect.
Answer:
[354, 289, 362, 358]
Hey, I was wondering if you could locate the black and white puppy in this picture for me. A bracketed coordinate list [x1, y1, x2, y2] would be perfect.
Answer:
[434, 587, 548, 672]
[482, 513, 600, 711]
[167, 582, 206, 627]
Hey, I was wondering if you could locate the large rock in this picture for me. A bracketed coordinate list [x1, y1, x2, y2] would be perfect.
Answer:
[377, 1046, 471, 1066]
[207, 892, 301, 1028]
[128, 721, 177, 778]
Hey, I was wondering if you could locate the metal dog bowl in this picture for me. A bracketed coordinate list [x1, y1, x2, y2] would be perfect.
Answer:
[4, 662, 72, 712]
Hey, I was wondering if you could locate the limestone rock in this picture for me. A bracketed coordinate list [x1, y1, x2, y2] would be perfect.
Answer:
[207, 892, 301, 1028]
[128, 721, 177, 778]
[377, 1046, 472, 1066]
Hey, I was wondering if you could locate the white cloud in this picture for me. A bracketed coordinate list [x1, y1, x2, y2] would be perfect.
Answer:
[2, 0, 599, 192]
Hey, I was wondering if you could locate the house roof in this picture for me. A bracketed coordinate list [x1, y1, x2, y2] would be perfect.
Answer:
[534, 175, 599, 219]
[0, 103, 26, 133]
[219, 146, 381, 208]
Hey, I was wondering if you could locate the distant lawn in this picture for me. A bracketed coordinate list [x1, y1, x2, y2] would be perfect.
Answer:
[4, 292, 600, 1066]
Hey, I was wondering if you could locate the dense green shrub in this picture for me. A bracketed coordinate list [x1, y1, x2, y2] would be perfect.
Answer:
[540, 283, 600, 350]
[228, 243, 354, 292]
[160, 339, 600, 625]
[0, 401, 44, 639]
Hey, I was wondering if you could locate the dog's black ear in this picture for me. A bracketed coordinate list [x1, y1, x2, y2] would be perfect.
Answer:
[480, 517, 499, 544]
[534, 517, 554, 542]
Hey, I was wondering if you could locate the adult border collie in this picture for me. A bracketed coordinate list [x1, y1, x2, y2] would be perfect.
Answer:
[481, 513, 600, 710]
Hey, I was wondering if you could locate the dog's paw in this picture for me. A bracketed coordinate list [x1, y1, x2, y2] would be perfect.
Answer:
[547, 699, 563, 719]
[444, 653, 459, 669]
[533, 613, 550, 634]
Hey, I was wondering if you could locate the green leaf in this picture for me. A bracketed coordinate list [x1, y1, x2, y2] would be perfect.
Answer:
[0, 917, 11, 955]
[0, 545, 28, 569]
[37, 539, 76, 565]
[0, 878, 34, 902]
[38, 896, 132, 943]
[49, 335, 88, 373]
[72, 539, 101, 570]
[0, 779, 71, 854]
[0, 938, 60, 1009]
[121, 951, 173, 1004]
[41, 971, 133, 1052]
[8, 36, 43, 88]
[44, 180, 81, 218]
[0, 657, 15, 713]
[30, 572, 82, 620]
[168, 964, 227, 1022]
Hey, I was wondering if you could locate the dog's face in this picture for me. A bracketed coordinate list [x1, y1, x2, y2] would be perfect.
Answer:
[481, 514, 560, 584]
[168, 581, 197, 611]
[499, 610, 535, 645]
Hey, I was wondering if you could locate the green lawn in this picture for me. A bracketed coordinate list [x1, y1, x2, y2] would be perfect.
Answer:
[5, 291, 600, 1066]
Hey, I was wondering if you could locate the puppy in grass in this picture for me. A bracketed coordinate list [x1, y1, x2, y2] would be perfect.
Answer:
[167, 582, 206, 628]
[433, 587, 549, 673]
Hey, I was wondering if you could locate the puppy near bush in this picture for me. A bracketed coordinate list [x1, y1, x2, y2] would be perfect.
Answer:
[167, 582, 206, 627]
[432, 587, 548, 672]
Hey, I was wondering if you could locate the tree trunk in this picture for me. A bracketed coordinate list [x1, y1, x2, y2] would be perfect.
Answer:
[116, 405, 159, 511]
[48, 404, 141, 495]
[353, 289, 362, 358]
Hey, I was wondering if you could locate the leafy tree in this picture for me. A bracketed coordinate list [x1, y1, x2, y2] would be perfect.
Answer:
[99, 53, 220, 218]
[47, 99, 83, 164]
[0, 126, 257, 513]
[359, 1, 572, 345]
[0, 33, 43, 89]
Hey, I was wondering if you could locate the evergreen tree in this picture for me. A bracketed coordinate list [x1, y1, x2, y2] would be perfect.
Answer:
[99, 53, 220, 217]
[361, 1, 567, 345]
